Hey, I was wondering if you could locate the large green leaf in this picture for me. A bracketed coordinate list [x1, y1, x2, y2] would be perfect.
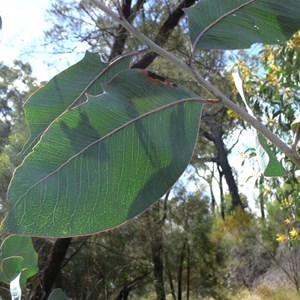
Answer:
[184, 0, 300, 50]
[4, 69, 203, 237]
[22, 51, 131, 156]
[0, 235, 38, 288]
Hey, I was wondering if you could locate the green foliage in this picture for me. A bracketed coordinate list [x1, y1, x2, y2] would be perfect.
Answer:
[256, 284, 300, 300]
[4, 1, 299, 236]
[2, 1, 300, 297]
[22, 52, 131, 156]
[57, 190, 228, 299]
[185, 0, 300, 50]
[236, 31, 300, 141]
[5, 0, 300, 238]
[257, 132, 287, 177]
[165, 191, 229, 299]
[1, 256, 23, 284]
[232, 284, 300, 300]
[4, 67, 203, 237]
[0, 61, 38, 215]
[0, 235, 38, 288]
[212, 209, 275, 290]
[241, 30, 300, 243]
[48, 288, 71, 300]
[232, 67, 287, 177]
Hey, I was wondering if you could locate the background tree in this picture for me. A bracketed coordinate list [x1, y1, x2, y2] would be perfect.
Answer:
[0, 61, 37, 212]
[1, 1, 300, 299]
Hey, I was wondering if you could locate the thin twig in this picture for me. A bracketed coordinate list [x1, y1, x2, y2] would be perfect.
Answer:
[86, 0, 300, 168]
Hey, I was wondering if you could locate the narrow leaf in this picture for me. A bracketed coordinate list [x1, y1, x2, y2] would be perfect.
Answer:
[4, 69, 203, 237]
[185, 0, 300, 50]
[232, 68, 287, 177]
[291, 115, 300, 132]
[22, 51, 131, 156]
[257, 133, 287, 177]
[232, 68, 253, 115]
[291, 116, 300, 151]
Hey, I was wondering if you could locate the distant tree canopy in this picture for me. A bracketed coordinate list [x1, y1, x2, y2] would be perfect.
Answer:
[1, 1, 300, 299]
[0, 61, 37, 211]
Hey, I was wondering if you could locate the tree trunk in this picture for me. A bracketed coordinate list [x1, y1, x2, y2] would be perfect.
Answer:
[132, 0, 196, 69]
[147, 201, 167, 300]
[109, 0, 132, 60]
[259, 176, 265, 220]
[218, 165, 225, 220]
[30, 238, 72, 300]
[203, 119, 244, 210]
[151, 238, 166, 300]
[165, 252, 177, 300]
[209, 177, 216, 213]
[177, 240, 186, 300]
[115, 272, 150, 300]
[213, 127, 243, 209]
[186, 243, 191, 300]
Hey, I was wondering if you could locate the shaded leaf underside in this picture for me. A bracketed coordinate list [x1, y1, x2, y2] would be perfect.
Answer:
[185, 0, 300, 50]
[5, 69, 203, 237]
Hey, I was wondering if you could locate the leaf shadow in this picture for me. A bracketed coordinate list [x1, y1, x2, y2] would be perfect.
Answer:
[127, 104, 189, 219]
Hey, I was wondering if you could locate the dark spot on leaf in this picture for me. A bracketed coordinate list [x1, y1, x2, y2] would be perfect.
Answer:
[142, 70, 177, 87]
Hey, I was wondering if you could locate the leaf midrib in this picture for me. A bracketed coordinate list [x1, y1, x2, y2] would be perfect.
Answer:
[191, 0, 256, 53]
[11, 97, 203, 209]
[22, 55, 130, 155]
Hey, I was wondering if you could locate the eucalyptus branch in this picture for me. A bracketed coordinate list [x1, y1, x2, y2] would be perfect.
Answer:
[87, 0, 300, 167]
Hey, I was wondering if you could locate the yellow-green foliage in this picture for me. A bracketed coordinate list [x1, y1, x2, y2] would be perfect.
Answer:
[211, 207, 253, 242]
[232, 285, 300, 300]
[256, 284, 300, 300]
[136, 286, 300, 300]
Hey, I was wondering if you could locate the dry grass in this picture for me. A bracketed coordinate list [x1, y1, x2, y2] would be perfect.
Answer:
[133, 284, 300, 300]
[232, 284, 300, 300]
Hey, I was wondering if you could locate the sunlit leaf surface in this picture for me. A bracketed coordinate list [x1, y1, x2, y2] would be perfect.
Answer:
[22, 51, 131, 156]
[4, 69, 203, 237]
[185, 0, 300, 50]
